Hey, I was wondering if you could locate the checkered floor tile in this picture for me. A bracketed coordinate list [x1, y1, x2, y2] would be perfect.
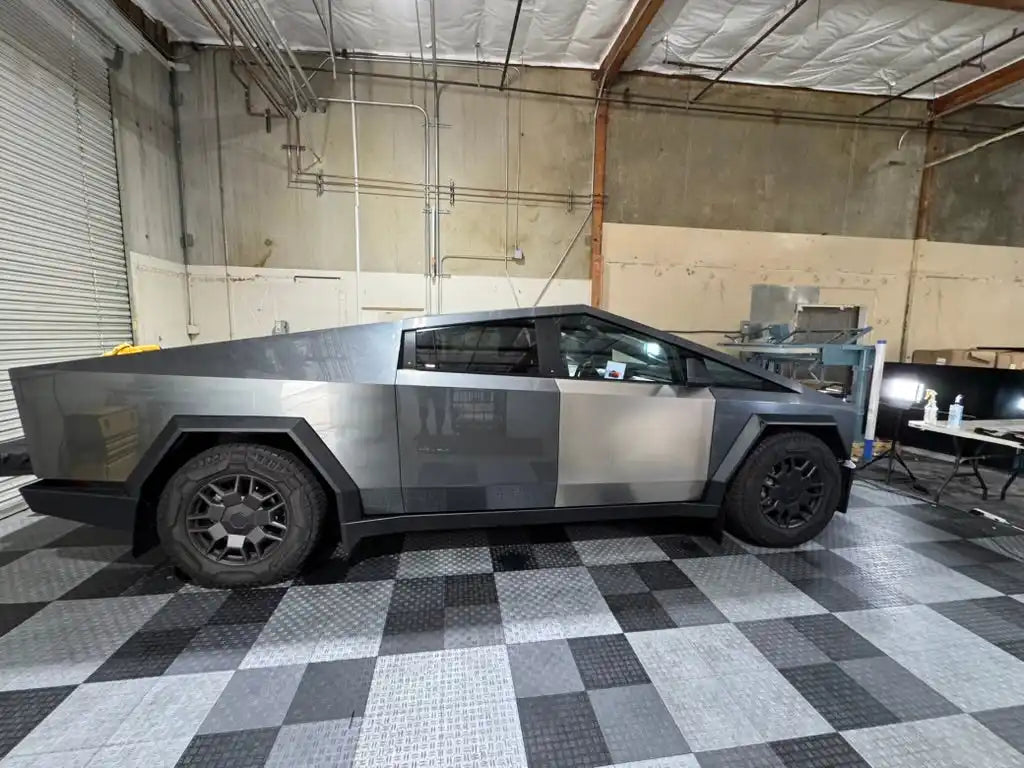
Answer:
[3, 483, 1024, 767]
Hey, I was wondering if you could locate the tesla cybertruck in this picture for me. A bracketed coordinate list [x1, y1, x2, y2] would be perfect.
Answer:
[2, 306, 856, 587]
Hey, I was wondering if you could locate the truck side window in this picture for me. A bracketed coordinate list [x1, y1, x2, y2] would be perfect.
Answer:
[413, 321, 539, 376]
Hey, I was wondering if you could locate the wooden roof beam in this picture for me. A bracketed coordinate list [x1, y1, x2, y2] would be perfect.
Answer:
[932, 57, 1024, 119]
[595, 0, 666, 86]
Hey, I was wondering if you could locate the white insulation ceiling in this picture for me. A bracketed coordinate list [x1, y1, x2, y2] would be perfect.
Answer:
[137, 0, 1024, 106]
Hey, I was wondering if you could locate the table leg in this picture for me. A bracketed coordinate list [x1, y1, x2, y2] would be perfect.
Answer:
[969, 443, 989, 500]
[1001, 451, 1022, 501]
[936, 436, 962, 504]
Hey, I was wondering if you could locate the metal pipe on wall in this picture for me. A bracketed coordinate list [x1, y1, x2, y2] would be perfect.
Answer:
[314, 95, 432, 311]
[349, 71, 361, 323]
[429, 0, 442, 313]
[169, 68, 196, 332]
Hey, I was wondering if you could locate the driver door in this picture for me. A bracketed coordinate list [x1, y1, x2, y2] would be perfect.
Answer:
[551, 314, 715, 506]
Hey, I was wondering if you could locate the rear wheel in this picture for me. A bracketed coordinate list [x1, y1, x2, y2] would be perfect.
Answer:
[157, 443, 327, 587]
[723, 431, 841, 548]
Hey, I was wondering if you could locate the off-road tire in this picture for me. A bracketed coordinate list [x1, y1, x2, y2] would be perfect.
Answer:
[157, 443, 327, 588]
[723, 431, 841, 548]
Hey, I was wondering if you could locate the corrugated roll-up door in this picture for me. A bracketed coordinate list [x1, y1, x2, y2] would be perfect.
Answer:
[0, 0, 132, 517]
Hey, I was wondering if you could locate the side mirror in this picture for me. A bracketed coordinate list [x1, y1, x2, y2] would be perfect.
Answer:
[685, 357, 713, 387]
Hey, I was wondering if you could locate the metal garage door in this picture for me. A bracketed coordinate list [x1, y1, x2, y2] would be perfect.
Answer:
[0, 0, 132, 515]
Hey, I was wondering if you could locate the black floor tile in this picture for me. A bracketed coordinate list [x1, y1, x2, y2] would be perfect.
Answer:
[0, 550, 27, 569]
[487, 524, 568, 545]
[787, 614, 883, 661]
[998, 638, 1024, 661]
[517, 692, 611, 768]
[143, 592, 229, 631]
[651, 535, 709, 559]
[0, 686, 75, 759]
[0, 601, 47, 638]
[953, 564, 1024, 594]
[490, 544, 538, 571]
[932, 597, 1024, 645]
[380, 608, 446, 655]
[121, 561, 188, 595]
[284, 657, 376, 723]
[207, 588, 288, 625]
[974, 705, 1024, 753]
[790, 578, 875, 612]
[175, 727, 280, 768]
[444, 573, 498, 606]
[87, 627, 201, 682]
[632, 561, 693, 590]
[568, 634, 650, 689]
[47, 525, 133, 548]
[781, 664, 899, 731]
[390, 577, 445, 611]
[906, 539, 1013, 567]
[603, 592, 676, 632]
[296, 552, 400, 585]
[587, 565, 648, 596]
[770, 733, 870, 767]
[59, 562, 153, 600]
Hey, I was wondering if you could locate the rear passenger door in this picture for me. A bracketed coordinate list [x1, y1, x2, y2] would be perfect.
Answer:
[396, 319, 560, 514]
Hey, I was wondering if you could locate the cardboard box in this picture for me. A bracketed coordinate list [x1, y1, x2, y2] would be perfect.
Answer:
[997, 351, 1024, 370]
[911, 349, 996, 368]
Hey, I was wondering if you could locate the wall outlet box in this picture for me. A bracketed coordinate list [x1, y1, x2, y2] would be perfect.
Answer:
[513, 247, 524, 261]
[186, 324, 200, 336]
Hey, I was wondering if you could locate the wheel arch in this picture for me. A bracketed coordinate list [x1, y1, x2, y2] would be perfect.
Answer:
[127, 416, 361, 553]
[703, 414, 852, 507]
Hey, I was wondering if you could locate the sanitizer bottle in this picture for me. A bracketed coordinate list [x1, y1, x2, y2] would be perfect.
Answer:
[948, 395, 964, 429]
[923, 389, 938, 425]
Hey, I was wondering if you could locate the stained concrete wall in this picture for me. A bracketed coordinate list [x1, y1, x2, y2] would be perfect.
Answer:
[928, 107, 1024, 247]
[110, 52, 182, 264]
[604, 75, 928, 239]
[177, 51, 594, 285]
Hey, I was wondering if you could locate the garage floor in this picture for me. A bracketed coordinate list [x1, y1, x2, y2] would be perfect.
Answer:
[2, 484, 1024, 767]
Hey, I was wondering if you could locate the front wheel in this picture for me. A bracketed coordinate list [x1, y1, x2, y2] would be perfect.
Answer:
[723, 431, 841, 548]
[157, 443, 327, 588]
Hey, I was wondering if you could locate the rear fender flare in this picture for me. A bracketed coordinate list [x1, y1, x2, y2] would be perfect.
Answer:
[127, 415, 363, 526]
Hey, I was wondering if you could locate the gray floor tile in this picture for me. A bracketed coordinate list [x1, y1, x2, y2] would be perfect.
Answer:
[198, 665, 306, 734]
[240, 581, 393, 668]
[629, 625, 775, 682]
[652, 589, 728, 628]
[975, 535, 1024, 561]
[589, 684, 689, 764]
[573, 537, 670, 565]
[496, 566, 620, 643]
[87, 738, 192, 768]
[164, 623, 264, 675]
[0, 749, 96, 767]
[839, 657, 960, 723]
[0, 595, 172, 691]
[9, 678, 155, 755]
[834, 545, 1000, 603]
[843, 714, 1024, 768]
[694, 744, 785, 768]
[110, 672, 233, 744]
[973, 705, 1024, 754]
[781, 663, 898, 731]
[353, 646, 526, 768]
[397, 546, 493, 578]
[0, 547, 130, 603]
[675, 556, 827, 622]
[931, 597, 1024, 645]
[444, 604, 504, 649]
[265, 719, 361, 768]
[285, 658, 376, 723]
[643, 675, 764, 752]
[507, 639, 585, 698]
[588, 565, 649, 596]
[721, 669, 833, 745]
[836, 604, 990, 655]
[736, 619, 831, 669]
[787, 614, 883, 661]
[0, 515, 82, 552]
[886, 642, 1024, 711]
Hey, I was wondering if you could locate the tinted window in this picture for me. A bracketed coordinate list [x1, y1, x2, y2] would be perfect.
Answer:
[557, 315, 681, 384]
[702, 358, 781, 391]
[414, 321, 539, 376]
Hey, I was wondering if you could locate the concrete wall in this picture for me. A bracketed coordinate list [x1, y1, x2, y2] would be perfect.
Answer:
[177, 52, 594, 286]
[928, 107, 1024, 247]
[604, 76, 928, 239]
[110, 52, 182, 265]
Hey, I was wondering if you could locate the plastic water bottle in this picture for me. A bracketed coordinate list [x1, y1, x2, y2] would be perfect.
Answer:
[948, 395, 964, 429]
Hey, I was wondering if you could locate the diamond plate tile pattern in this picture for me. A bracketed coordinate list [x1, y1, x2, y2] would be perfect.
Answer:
[2, 484, 1024, 765]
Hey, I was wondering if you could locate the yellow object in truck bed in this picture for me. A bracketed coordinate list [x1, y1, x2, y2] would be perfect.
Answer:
[102, 343, 160, 356]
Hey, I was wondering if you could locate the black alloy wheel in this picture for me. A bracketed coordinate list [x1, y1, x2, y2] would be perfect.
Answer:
[759, 455, 825, 529]
[187, 474, 289, 565]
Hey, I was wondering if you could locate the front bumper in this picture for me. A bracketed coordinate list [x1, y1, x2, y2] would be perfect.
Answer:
[20, 480, 138, 530]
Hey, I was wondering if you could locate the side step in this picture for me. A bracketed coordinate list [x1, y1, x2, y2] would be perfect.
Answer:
[0, 439, 32, 477]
